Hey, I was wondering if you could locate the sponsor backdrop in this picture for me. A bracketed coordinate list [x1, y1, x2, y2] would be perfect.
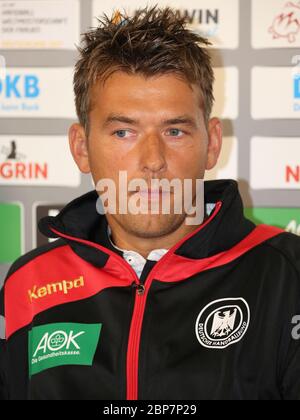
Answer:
[0, 0, 300, 285]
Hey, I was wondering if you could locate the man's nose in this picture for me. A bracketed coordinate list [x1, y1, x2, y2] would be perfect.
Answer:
[139, 134, 167, 175]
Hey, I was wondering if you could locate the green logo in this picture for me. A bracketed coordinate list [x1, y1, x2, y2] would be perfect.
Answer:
[245, 208, 300, 236]
[28, 323, 102, 376]
[0, 203, 23, 264]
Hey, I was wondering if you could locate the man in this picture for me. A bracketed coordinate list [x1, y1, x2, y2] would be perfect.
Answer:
[1, 6, 300, 400]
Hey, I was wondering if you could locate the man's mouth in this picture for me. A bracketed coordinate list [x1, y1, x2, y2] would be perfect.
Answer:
[138, 189, 169, 200]
[129, 188, 171, 201]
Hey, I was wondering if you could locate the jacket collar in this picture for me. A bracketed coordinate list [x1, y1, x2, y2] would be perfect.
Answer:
[38, 179, 256, 266]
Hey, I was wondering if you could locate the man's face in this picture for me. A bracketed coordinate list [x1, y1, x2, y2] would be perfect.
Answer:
[70, 71, 222, 239]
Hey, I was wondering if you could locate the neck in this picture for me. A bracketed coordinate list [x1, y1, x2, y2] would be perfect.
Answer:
[106, 216, 199, 259]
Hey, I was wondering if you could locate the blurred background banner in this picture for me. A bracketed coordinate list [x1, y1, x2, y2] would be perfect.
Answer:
[0, 0, 299, 284]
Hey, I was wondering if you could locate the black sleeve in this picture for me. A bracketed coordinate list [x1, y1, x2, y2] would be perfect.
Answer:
[280, 318, 300, 400]
[0, 342, 7, 400]
[279, 257, 300, 400]
[0, 286, 8, 400]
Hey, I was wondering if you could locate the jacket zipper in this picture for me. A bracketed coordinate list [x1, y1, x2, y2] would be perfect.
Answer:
[127, 283, 146, 400]
[50, 201, 222, 401]
[126, 201, 223, 400]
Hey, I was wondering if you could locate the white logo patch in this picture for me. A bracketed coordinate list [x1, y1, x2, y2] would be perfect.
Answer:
[195, 298, 250, 349]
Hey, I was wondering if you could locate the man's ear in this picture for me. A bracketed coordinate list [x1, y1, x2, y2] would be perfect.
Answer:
[205, 118, 223, 171]
[68, 123, 91, 174]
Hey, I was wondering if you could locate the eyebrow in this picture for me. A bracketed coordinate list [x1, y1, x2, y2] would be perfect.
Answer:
[102, 114, 198, 129]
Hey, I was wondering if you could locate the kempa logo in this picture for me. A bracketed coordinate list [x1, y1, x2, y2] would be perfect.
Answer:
[29, 323, 102, 376]
[28, 276, 84, 303]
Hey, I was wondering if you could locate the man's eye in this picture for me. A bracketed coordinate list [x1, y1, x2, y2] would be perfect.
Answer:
[166, 128, 184, 137]
[113, 130, 131, 138]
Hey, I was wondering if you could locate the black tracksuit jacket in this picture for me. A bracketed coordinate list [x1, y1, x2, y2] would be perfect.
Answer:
[1, 179, 300, 400]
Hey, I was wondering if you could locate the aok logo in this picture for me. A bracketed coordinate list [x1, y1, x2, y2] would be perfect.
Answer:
[33, 329, 85, 358]
[29, 323, 102, 376]
[0, 74, 40, 98]
[28, 276, 84, 303]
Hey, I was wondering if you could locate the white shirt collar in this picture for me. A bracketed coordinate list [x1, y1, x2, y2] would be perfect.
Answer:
[107, 225, 168, 278]
[106, 202, 216, 278]
[107, 225, 168, 260]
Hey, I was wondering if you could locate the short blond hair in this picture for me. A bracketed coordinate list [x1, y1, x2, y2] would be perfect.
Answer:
[74, 5, 215, 134]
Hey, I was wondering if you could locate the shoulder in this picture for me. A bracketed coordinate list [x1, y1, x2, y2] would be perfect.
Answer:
[257, 230, 300, 296]
[3, 239, 67, 283]
[263, 230, 300, 275]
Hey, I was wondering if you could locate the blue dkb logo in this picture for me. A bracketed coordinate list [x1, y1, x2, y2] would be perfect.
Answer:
[294, 74, 300, 99]
[0, 75, 40, 98]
